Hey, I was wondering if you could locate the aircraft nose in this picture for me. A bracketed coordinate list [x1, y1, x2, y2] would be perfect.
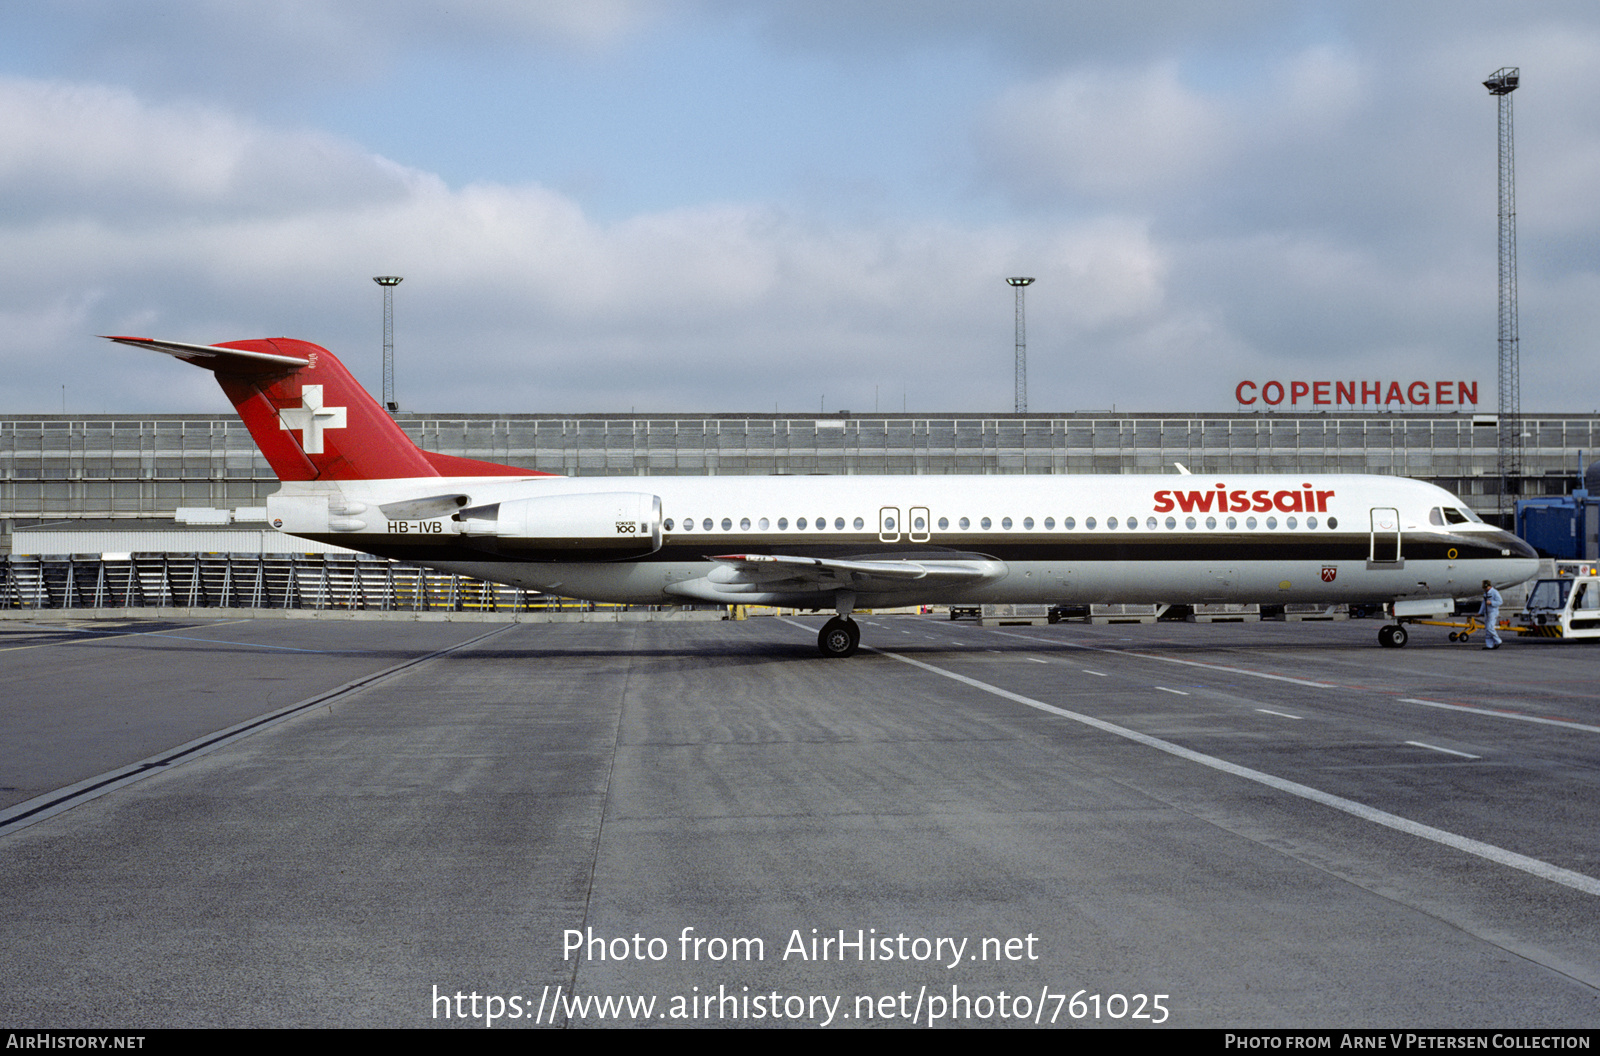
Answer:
[1498, 530, 1538, 561]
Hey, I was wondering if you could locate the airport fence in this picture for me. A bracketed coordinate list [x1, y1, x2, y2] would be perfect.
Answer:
[0, 553, 640, 614]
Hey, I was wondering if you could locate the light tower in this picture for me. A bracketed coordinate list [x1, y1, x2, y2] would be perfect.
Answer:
[1484, 67, 1520, 520]
[1007, 277, 1035, 414]
[373, 275, 403, 412]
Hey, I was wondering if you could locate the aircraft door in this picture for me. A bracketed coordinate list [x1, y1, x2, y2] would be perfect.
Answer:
[879, 507, 901, 542]
[1369, 507, 1402, 566]
[909, 506, 931, 542]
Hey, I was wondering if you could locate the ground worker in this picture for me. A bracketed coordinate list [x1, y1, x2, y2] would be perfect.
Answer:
[1479, 579, 1503, 650]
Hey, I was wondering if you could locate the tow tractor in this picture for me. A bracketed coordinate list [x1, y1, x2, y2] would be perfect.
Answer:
[1517, 573, 1600, 640]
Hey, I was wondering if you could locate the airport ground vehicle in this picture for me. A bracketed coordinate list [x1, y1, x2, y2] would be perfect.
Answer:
[1518, 576, 1600, 639]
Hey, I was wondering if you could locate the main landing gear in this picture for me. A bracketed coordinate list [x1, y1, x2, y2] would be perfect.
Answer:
[1377, 623, 1409, 648]
[818, 616, 860, 658]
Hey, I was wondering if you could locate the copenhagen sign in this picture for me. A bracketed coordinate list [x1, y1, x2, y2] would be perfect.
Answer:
[1234, 380, 1479, 409]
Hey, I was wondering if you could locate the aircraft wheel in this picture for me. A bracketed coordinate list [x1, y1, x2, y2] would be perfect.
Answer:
[1378, 625, 1395, 648]
[818, 617, 860, 658]
[1390, 624, 1409, 648]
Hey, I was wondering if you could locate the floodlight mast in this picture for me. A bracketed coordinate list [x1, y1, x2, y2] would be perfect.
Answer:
[1484, 67, 1520, 520]
[1007, 277, 1035, 414]
[373, 276, 403, 412]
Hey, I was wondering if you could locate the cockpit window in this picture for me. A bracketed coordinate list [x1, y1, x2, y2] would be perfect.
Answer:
[1432, 506, 1485, 526]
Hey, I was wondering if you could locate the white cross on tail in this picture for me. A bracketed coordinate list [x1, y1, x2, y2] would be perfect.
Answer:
[277, 385, 347, 454]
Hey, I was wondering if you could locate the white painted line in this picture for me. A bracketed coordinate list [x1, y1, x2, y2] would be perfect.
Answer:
[1028, 658, 1050, 664]
[870, 646, 1600, 899]
[1406, 741, 1482, 760]
[994, 630, 1338, 688]
[1155, 686, 1189, 696]
[1399, 698, 1600, 735]
[1081, 669, 1108, 677]
[1256, 708, 1302, 720]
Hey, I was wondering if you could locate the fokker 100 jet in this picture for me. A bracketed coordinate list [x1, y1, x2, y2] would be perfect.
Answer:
[108, 335, 1538, 656]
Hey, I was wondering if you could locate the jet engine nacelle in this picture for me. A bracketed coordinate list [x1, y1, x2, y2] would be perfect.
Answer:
[456, 491, 662, 560]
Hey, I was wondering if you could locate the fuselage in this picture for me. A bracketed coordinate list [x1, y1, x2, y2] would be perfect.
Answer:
[267, 471, 1538, 610]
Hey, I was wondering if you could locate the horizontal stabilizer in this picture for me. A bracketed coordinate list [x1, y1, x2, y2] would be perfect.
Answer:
[104, 335, 310, 371]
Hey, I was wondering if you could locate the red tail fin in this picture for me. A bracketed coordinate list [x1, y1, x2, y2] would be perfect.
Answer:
[106, 336, 546, 481]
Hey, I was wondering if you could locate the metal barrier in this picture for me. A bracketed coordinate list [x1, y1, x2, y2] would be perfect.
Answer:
[0, 553, 629, 614]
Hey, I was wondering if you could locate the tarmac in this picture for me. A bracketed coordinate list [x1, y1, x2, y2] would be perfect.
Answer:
[1, 614, 1597, 1028]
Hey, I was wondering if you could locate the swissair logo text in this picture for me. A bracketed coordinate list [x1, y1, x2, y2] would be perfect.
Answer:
[1154, 484, 1333, 515]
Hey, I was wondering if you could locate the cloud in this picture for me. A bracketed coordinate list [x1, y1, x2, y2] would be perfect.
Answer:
[981, 62, 1229, 201]
[0, 76, 419, 221]
[0, 74, 1176, 415]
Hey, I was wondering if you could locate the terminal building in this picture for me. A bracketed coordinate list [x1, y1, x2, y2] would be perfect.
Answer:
[3, 407, 1594, 611]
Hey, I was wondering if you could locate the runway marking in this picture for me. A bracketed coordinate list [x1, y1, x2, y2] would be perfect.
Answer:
[0, 620, 253, 653]
[1399, 698, 1600, 735]
[1155, 687, 1189, 695]
[1027, 657, 1049, 664]
[1406, 741, 1482, 760]
[870, 644, 1600, 899]
[141, 632, 332, 653]
[0, 625, 512, 839]
[1081, 669, 1108, 677]
[1256, 708, 1302, 719]
[993, 630, 1338, 688]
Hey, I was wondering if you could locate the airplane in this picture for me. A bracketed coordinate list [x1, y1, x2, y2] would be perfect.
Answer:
[106, 335, 1539, 656]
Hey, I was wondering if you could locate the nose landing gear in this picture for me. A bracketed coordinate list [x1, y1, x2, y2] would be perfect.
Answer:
[1377, 624, 1409, 648]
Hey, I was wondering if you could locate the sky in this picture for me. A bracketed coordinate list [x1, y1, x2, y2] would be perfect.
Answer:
[3, 1, 1599, 416]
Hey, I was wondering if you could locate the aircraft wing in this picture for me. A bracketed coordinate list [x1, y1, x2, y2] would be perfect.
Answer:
[705, 552, 1005, 595]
